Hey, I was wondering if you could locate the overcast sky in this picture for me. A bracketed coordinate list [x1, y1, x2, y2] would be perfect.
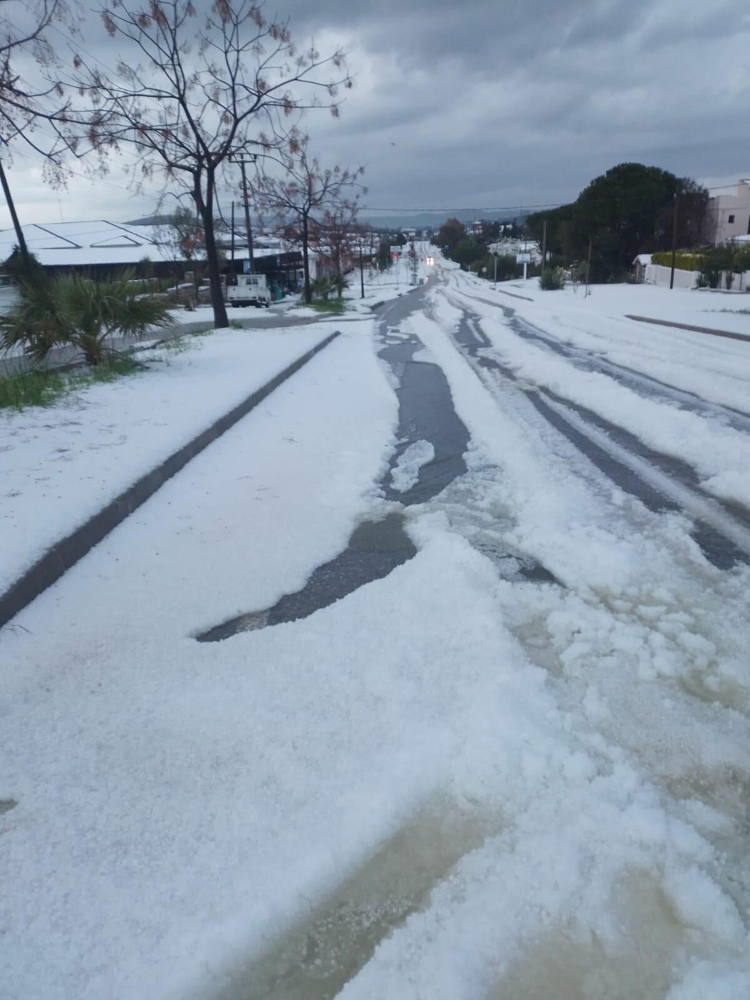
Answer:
[2, 0, 750, 229]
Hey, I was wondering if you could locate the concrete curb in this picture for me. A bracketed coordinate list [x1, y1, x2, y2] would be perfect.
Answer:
[0, 331, 341, 630]
[625, 315, 750, 343]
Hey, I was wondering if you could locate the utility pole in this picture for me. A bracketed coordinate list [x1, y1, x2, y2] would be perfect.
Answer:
[541, 218, 547, 282]
[234, 154, 258, 274]
[494, 251, 498, 287]
[0, 159, 30, 270]
[585, 238, 592, 297]
[670, 192, 679, 290]
[230, 201, 235, 266]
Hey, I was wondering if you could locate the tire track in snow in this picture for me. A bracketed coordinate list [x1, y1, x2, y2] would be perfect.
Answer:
[440, 291, 750, 569]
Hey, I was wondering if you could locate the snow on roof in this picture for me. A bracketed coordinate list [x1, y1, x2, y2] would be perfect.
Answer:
[0, 220, 164, 267]
[634, 254, 652, 265]
[0, 219, 302, 268]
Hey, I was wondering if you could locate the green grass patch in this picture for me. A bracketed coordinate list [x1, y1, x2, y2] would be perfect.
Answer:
[0, 357, 141, 411]
[307, 298, 347, 315]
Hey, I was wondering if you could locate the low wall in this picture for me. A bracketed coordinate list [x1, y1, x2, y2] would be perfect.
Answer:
[644, 263, 750, 291]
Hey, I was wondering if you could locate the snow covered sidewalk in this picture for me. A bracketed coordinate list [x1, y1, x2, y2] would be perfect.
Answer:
[0, 323, 344, 596]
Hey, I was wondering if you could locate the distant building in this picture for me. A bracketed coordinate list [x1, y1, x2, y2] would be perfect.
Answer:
[488, 238, 541, 264]
[0, 220, 168, 276]
[706, 180, 750, 245]
[0, 220, 307, 292]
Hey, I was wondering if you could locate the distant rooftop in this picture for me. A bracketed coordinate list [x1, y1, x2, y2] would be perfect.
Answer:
[0, 220, 283, 267]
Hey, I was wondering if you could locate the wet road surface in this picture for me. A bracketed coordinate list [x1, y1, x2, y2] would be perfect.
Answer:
[444, 289, 750, 569]
[198, 290, 554, 642]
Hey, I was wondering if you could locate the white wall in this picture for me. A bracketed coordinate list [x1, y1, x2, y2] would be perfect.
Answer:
[644, 263, 750, 291]
[644, 263, 699, 289]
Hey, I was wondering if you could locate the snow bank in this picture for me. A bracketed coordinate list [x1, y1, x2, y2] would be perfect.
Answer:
[390, 439, 435, 492]
[0, 325, 335, 593]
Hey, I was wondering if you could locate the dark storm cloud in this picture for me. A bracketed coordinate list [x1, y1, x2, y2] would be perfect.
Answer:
[5, 0, 750, 225]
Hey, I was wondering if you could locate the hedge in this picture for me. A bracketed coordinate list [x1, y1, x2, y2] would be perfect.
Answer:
[650, 251, 702, 271]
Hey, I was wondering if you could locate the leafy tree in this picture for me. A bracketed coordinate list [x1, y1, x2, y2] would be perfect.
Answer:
[0, 271, 171, 365]
[436, 218, 466, 256]
[527, 164, 709, 282]
[453, 236, 485, 268]
[377, 239, 391, 271]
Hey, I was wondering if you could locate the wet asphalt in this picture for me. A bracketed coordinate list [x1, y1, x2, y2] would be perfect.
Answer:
[199, 276, 750, 642]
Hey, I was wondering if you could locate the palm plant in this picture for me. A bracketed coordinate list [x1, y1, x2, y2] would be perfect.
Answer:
[1, 271, 173, 366]
[330, 273, 348, 299]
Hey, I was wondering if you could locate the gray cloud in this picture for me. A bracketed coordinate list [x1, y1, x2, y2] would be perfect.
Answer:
[2, 0, 750, 228]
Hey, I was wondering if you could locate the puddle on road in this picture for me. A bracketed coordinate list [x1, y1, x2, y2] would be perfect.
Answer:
[198, 296, 554, 642]
[196, 513, 416, 642]
[488, 870, 696, 1000]
[204, 799, 494, 1000]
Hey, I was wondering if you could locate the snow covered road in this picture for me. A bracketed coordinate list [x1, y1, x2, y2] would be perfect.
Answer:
[2, 261, 750, 998]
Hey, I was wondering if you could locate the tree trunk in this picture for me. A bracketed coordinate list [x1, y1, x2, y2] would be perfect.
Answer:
[302, 213, 312, 304]
[0, 158, 31, 271]
[195, 170, 229, 328]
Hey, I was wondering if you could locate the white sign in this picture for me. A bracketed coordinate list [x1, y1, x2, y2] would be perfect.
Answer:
[516, 252, 532, 264]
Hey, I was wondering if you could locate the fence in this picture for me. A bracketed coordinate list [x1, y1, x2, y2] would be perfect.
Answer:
[644, 263, 750, 291]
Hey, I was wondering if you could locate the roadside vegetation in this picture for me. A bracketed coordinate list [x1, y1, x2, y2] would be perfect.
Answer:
[0, 267, 172, 367]
[0, 358, 142, 411]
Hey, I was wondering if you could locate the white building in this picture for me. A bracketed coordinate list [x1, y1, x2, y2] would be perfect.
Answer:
[488, 238, 542, 264]
[706, 180, 750, 245]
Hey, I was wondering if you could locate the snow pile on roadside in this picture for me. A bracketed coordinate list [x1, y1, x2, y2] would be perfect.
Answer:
[454, 276, 750, 415]
[0, 324, 332, 593]
[455, 267, 750, 337]
[390, 439, 435, 492]
[439, 287, 750, 509]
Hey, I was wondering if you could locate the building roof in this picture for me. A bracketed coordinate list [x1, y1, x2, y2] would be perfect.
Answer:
[0, 220, 292, 268]
[633, 254, 652, 265]
[0, 220, 167, 267]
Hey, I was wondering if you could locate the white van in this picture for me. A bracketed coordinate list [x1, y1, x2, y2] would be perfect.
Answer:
[226, 273, 271, 308]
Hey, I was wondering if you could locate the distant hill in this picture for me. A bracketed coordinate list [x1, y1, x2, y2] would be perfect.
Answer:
[127, 210, 531, 233]
[361, 210, 530, 231]
[125, 214, 174, 226]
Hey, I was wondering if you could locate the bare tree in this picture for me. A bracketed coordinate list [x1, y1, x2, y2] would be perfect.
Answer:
[254, 136, 364, 303]
[63, 0, 352, 327]
[0, 0, 77, 267]
[155, 205, 218, 306]
[311, 201, 360, 281]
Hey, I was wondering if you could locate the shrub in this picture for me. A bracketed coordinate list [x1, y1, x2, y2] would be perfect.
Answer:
[650, 251, 702, 271]
[0, 271, 172, 366]
[697, 246, 735, 289]
[539, 267, 565, 290]
[311, 276, 334, 300]
[330, 273, 348, 299]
